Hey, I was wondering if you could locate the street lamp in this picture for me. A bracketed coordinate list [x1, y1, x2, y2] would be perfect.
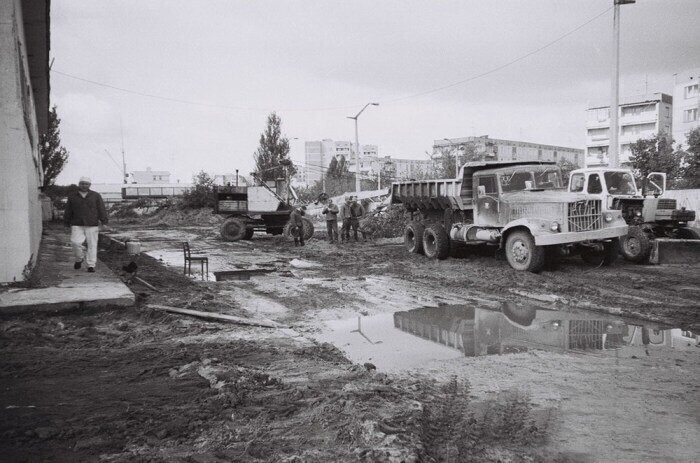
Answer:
[347, 102, 379, 192]
[609, 0, 635, 168]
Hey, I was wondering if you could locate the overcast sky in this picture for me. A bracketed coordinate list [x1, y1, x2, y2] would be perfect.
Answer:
[51, 0, 700, 184]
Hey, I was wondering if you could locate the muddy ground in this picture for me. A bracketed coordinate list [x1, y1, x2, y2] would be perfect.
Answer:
[1, 221, 698, 462]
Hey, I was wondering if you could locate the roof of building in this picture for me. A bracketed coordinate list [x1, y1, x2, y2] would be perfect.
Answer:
[587, 92, 673, 110]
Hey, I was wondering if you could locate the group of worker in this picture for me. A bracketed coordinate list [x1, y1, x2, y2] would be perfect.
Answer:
[322, 195, 365, 244]
[288, 195, 365, 246]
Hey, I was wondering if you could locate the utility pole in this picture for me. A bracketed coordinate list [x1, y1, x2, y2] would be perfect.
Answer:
[120, 118, 127, 183]
[347, 102, 379, 192]
[609, 0, 635, 168]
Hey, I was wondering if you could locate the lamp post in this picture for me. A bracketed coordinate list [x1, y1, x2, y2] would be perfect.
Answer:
[347, 102, 379, 192]
[609, 0, 635, 168]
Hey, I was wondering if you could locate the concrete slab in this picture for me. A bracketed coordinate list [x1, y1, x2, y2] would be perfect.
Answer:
[649, 238, 700, 265]
[0, 227, 134, 313]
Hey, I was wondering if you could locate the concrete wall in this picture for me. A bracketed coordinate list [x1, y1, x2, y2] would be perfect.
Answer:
[0, 0, 44, 283]
[664, 189, 700, 227]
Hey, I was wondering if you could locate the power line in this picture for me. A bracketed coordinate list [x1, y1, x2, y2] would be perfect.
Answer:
[51, 6, 611, 112]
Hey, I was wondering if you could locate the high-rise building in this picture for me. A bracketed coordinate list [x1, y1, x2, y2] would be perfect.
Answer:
[435, 136, 583, 168]
[380, 156, 433, 180]
[672, 68, 700, 148]
[585, 93, 673, 167]
[304, 139, 376, 185]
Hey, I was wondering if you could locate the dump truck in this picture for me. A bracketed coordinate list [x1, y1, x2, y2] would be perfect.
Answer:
[390, 161, 628, 272]
[567, 168, 698, 263]
[214, 176, 313, 241]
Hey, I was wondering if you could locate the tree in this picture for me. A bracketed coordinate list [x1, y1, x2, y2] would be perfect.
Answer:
[556, 158, 580, 187]
[253, 112, 294, 182]
[677, 127, 700, 189]
[180, 170, 215, 208]
[40, 106, 69, 188]
[628, 134, 682, 188]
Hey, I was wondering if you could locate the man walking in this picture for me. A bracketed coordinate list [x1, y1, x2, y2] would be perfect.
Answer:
[289, 205, 306, 246]
[322, 199, 339, 243]
[64, 177, 108, 272]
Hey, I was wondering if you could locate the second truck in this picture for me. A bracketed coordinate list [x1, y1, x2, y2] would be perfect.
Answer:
[390, 161, 629, 272]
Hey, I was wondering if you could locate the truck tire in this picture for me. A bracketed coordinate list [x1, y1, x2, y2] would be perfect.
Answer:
[423, 224, 450, 260]
[404, 221, 425, 254]
[504, 230, 545, 272]
[620, 226, 651, 263]
[283, 217, 314, 241]
[581, 239, 619, 266]
[220, 217, 247, 241]
[676, 227, 700, 240]
[243, 227, 255, 240]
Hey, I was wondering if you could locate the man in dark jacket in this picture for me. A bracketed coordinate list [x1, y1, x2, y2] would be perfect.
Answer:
[289, 205, 306, 246]
[64, 177, 108, 272]
[349, 197, 365, 242]
[322, 199, 339, 243]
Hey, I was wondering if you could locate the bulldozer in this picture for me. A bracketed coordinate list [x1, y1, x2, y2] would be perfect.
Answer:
[214, 174, 313, 242]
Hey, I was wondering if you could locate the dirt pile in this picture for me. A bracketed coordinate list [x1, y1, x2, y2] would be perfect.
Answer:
[110, 203, 224, 228]
[360, 205, 410, 238]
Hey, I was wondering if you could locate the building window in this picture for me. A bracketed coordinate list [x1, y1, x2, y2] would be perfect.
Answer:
[597, 108, 610, 122]
[685, 84, 699, 99]
[511, 146, 517, 160]
[537, 149, 542, 160]
[553, 151, 558, 160]
[683, 108, 698, 122]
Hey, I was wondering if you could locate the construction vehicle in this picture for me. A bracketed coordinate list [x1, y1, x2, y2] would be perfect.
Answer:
[567, 168, 698, 263]
[390, 161, 628, 272]
[214, 174, 313, 242]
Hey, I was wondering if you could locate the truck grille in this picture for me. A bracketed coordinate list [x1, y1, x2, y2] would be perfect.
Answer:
[568, 200, 602, 232]
[569, 320, 624, 349]
[657, 198, 677, 210]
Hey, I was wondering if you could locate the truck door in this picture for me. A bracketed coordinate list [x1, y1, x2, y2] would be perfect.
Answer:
[475, 175, 499, 226]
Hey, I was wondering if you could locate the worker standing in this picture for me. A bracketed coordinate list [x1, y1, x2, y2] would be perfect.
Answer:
[340, 196, 353, 243]
[289, 205, 306, 247]
[349, 196, 365, 242]
[322, 199, 339, 243]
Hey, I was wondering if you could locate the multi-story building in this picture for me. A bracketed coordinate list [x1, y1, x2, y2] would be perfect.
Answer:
[380, 156, 433, 180]
[0, 0, 50, 283]
[434, 136, 583, 169]
[672, 68, 700, 147]
[131, 167, 171, 184]
[304, 139, 376, 184]
[585, 93, 673, 167]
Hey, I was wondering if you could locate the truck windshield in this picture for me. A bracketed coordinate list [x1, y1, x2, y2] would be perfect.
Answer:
[500, 169, 562, 192]
[604, 171, 637, 195]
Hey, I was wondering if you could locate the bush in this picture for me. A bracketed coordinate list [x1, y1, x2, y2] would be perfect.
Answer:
[359, 204, 410, 238]
[179, 171, 215, 209]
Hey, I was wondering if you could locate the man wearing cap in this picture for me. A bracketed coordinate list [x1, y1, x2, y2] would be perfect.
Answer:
[340, 196, 353, 243]
[63, 177, 108, 272]
[289, 205, 306, 247]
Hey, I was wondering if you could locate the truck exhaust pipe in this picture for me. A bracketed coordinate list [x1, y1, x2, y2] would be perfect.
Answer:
[450, 225, 500, 243]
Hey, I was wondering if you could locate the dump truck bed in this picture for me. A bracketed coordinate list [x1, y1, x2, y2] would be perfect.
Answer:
[391, 178, 472, 211]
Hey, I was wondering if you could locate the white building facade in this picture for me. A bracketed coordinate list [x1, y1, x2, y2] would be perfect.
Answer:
[304, 139, 377, 185]
[672, 68, 700, 148]
[585, 93, 673, 167]
[0, 0, 50, 283]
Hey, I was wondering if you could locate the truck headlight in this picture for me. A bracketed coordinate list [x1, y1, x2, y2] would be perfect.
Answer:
[604, 212, 613, 222]
[635, 210, 642, 217]
[550, 222, 560, 232]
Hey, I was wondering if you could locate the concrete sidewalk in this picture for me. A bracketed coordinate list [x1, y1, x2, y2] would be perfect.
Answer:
[0, 226, 134, 313]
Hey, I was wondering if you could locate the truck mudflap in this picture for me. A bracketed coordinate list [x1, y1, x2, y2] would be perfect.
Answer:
[534, 225, 628, 246]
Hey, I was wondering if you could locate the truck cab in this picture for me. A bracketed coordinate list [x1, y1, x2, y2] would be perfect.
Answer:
[567, 167, 697, 262]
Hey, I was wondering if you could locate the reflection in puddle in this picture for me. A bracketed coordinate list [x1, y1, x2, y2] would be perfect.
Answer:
[214, 269, 276, 281]
[319, 303, 698, 371]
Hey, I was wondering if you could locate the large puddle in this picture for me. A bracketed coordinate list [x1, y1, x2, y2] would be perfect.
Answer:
[317, 302, 698, 372]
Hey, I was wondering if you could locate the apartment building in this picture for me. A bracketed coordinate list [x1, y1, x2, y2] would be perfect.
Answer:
[585, 93, 673, 167]
[380, 156, 433, 180]
[672, 68, 700, 147]
[0, 0, 50, 283]
[304, 139, 377, 184]
[434, 136, 583, 168]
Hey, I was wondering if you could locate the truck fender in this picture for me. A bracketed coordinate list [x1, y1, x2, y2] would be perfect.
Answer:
[500, 219, 549, 247]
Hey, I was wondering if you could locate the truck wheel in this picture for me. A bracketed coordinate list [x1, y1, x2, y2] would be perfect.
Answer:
[404, 221, 425, 254]
[505, 230, 545, 272]
[581, 239, 619, 266]
[220, 217, 247, 241]
[423, 224, 450, 260]
[301, 217, 314, 240]
[243, 227, 255, 240]
[620, 227, 651, 263]
[676, 227, 700, 240]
